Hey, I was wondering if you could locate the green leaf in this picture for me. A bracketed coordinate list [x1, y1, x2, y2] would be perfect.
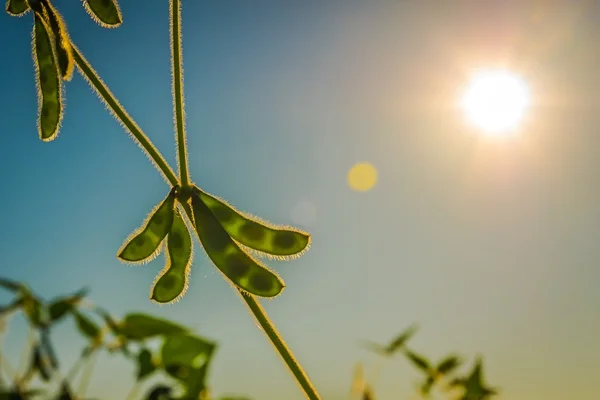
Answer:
[404, 349, 431, 373]
[161, 333, 216, 399]
[83, 0, 122, 28]
[191, 188, 285, 298]
[33, 10, 63, 142]
[5, 0, 29, 16]
[420, 376, 435, 396]
[361, 324, 418, 357]
[160, 333, 216, 369]
[144, 385, 172, 400]
[73, 311, 102, 341]
[48, 287, 88, 323]
[460, 357, 498, 400]
[95, 307, 121, 335]
[195, 186, 311, 258]
[32, 344, 52, 381]
[118, 189, 176, 264]
[40, 327, 59, 368]
[136, 348, 156, 380]
[436, 354, 462, 375]
[0, 277, 23, 292]
[22, 292, 48, 328]
[39, 0, 74, 81]
[384, 324, 417, 354]
[151, 210, 193, 303]
[0, 297, 23, 315]
[119, 313, 187, 341]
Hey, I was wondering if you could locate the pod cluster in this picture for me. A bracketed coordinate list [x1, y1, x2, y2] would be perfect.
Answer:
[117, 185, 311, 303]
[5, 0, 122, 141]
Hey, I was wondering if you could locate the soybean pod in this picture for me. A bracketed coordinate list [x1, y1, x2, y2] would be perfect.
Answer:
[191, 188, 285, 298]
[32, 10, 62, 141]
[6, 0, 29, 16]
[194, 186, 310, 259]
[151, 209, 192, 304]
[118, 188, 176, 264]
[83, 0, 122, 28]
[40, 0, 74, 81]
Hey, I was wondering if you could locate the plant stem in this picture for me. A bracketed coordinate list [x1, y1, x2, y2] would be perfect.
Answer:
[71, 45, 179, 188]
[179, 203, 321, 400]
[239, 292, 321, 400]
[71, 30, 321, 400]
[170, 0, 190, 188]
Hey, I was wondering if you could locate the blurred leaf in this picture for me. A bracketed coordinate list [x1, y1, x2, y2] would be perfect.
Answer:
[145, 385, 172, 400]
[385, 324, 418, 354]
[404, 349, 431, 373]
[174, 364, 209, 399]
[161, 333, 216, 369]
[460, 358, 498, 400]
[137, 348, 156, 381]
[48, 288, 88, 323]
[94, 308, 121, 335]
[119, 313, 187, 341]
[22, 293, 48, 328]
[40, 328, 59, 368]
[358, 340, 386, 355]
[56, 381, 75, 400]
[5, 0, 30, 16]
[0, 297, 23, 315]
[360, 324, 417, 356]
[0, 278, 23, 292]
[161, 334, 216, 399]
[420, 376, 435, 396]
[0, 387, 45, 399]
[436, 354, 462, 375]
[33, 343, 52, 381]
[73, 311, 102, 341]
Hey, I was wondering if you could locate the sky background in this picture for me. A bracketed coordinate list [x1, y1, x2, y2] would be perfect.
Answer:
[1, 0, 600, 399]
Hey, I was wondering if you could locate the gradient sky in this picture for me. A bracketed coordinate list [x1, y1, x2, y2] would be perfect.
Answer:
[1, 1, 600, 399]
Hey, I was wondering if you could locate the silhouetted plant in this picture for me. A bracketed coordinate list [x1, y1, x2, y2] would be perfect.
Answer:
[4, 1, 316, 399]
[0, 277, 245, 400]
[2, 2, 501, 400]
[357, 325, 499, 400]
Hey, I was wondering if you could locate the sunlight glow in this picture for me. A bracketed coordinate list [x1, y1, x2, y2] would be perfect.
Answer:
[460, 69, 530, 137]
[348, 163, 378, 192]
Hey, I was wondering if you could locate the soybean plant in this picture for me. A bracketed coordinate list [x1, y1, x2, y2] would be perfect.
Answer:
[4, 1, 319, 399]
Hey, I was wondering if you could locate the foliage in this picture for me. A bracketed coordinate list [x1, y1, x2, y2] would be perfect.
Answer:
[0, 277, 242, 400]
[2, 1, 499, 400]
[3, 0, 317, 398]
[356, 325, 498, 400]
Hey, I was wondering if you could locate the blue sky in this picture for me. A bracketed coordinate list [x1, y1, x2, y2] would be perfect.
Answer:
[1, 1, 599, 399]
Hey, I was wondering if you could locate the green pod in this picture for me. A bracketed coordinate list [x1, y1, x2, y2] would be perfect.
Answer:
[151, 209, 193, 304]
[191, 188, 285, 298]
[194, 186, 311, 259]
[83, 0, 122, 28]
[40, 0, 74, 81]
[32, 10, 62, 141]
[6, 0, 29, 16]
[118, 188, 176, 264]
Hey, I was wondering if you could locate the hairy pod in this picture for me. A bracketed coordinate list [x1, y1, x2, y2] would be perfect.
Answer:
[191, 188, 285, 298]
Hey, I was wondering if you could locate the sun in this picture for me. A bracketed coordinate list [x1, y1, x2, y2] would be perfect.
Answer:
[459, 69, 530, 137]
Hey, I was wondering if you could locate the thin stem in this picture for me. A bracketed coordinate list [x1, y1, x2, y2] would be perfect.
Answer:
[70, 27, 321, 400]
[70, 45, 179, 188]
[239, 292, 321, 400]
[170, 0, 190, 188]
[179, 202, 321, 400]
